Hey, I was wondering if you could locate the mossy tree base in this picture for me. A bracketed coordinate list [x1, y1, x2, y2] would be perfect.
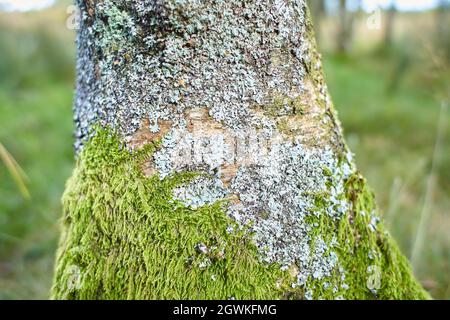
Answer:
[51, 130, 429, 300]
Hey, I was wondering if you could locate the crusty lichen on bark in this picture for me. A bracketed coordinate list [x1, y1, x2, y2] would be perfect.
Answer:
[73, 0, 341, 152]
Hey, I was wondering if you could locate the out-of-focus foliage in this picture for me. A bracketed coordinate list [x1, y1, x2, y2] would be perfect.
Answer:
[316, 3, 449, 299]
[0, 5, 75, 299]
[0, 142, 30, 199]
[0, 2, 448, 299]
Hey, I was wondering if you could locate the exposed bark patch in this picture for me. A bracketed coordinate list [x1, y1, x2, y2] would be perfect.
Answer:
[128, 118, 172, 176]
[128, 118, 172, 150]
[185, 108, 240, 185]
[276, 78, 331, 147]
[130, 108, 242, 184]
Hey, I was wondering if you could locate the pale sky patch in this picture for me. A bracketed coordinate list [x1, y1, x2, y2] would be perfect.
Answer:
[362, 0, 440, 11]
[0, 0, 55, 12]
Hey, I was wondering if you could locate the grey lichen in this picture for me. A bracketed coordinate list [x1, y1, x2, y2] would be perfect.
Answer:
[227, 143, 355, 294]
[173, 176, 228, 209]
[153, 127, 234, 178]
[74, 0, 336, 151]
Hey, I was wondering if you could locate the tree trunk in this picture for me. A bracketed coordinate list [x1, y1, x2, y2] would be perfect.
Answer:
[337, 0, 353, 53]
[307, 0, 325, 43]
[52, 0, 429, 300]
[384, 2, 396, 47]
[435, 0, 450, 59]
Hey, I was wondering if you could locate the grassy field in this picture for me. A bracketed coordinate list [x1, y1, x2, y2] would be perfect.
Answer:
[0, 6, 448, 299]
[324, 53, 449, 299]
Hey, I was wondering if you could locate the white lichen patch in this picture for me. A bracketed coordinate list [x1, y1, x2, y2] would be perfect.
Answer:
[145, 109, 354, 297]
[173, 176, 228, 209]
[227, 143, 354, 294]
[229, 142, 331, 266]
[153, 127, 234, 179]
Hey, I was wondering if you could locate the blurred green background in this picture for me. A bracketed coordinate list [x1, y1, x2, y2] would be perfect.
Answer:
[0, 0, 449, 299]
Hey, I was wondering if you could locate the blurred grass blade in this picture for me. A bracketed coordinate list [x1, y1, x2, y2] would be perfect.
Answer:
[411, 101, 448, 272]
[0, 142, 30, 199]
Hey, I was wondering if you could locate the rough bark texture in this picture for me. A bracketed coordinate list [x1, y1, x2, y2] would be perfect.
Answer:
[52, 0, 429, 300]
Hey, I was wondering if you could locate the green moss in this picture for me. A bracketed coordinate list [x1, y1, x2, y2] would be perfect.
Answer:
[340, 174, 430, 299]
[309, 172, 430, 300]
[262, 94, 306, 118]
[51, 129, 298, 299]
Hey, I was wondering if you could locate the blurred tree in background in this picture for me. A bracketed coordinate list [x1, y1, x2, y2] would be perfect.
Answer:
[384, 1, 397, 47]
[435, 0, 450, 60]
[337, 0, 356, 53]
[307, 0, 326, 41]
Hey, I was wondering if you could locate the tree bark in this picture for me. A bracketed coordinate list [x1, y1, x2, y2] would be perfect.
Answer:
[52, 0, 429, 300]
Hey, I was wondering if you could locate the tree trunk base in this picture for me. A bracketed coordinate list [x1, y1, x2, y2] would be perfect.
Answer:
[51, 129, 429, 300]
